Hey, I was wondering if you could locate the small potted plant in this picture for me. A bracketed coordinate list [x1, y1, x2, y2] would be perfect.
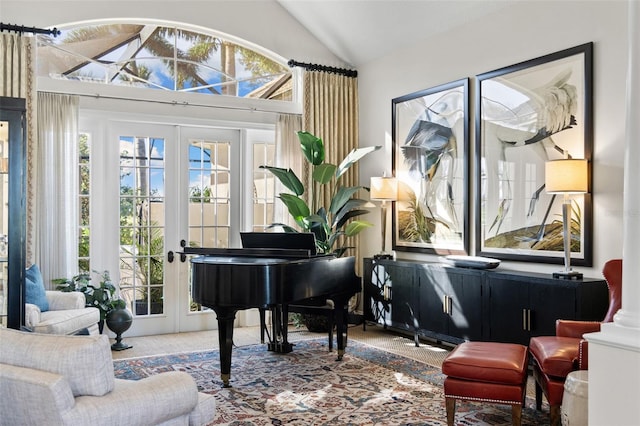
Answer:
[54, 270, 127, 333]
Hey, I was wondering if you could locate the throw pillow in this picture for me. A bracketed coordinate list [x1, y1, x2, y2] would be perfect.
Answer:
[25, 264, 49, 312]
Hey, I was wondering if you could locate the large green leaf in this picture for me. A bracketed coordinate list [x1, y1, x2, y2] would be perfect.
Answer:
[309, 221, 329, 248]
[329, 186, 361, 215]
[260, 166, 304, 196]
[335, 208, 370, 230]
[333, 199, 368, 228]
[279, 194, 310, 221]
[305, 213, 328, 224]
[336, 146, 381, 179]
[327, 230, 346, 251]
[298, 131, 325, 166]
[344, 220, 373, 236]
[313, 163, 337, 184]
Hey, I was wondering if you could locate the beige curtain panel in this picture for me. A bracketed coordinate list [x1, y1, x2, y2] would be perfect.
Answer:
[0, 33, 37, 266]
[302, 70, 362, 275]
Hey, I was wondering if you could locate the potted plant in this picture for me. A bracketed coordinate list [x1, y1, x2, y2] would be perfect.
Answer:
[54, 270, 127, 333]
[261, 131, 380, 256]
[261, 131, 380, 329]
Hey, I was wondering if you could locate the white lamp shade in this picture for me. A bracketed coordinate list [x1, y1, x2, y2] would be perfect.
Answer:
[545, 159, 589, 194]
[370, 176, 398, 201]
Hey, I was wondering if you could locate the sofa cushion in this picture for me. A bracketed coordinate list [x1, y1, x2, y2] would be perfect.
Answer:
[33, 307, 100, 335]
[0, 363, 74, 425]
[0, 328, 114, 397]
[25, 264, 49, 312]
[529, 335, 579, 378]
[442, 341, 528, 385]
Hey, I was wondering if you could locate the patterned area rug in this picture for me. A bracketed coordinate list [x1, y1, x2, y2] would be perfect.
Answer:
[113, 339, 549, 425]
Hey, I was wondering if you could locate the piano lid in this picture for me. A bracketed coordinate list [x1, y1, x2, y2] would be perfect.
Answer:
[240, 232, 317, 256]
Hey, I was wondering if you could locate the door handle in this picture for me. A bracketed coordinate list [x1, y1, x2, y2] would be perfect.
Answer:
[180, 239, 187, 262]
[442, 295, 452, 315]
[521, 309, 532, 331]
[168, 251, 174, 263]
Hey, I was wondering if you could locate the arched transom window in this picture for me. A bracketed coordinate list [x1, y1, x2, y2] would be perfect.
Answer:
[36, 22, 292, 101]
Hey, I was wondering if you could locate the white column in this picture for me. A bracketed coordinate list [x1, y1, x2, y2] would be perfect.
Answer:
[614, 0, 640, 330]
[586, 1, 640, 425]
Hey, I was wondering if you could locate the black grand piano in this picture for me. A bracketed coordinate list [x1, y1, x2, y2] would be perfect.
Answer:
[188, 232, 361, 387]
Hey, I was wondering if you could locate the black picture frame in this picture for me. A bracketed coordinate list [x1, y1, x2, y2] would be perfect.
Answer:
[392, 78, 469, 255]
[475, 42, 593, 265]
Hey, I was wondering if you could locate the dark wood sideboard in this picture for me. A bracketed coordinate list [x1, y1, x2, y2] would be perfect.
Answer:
[363, 258, 609, 346]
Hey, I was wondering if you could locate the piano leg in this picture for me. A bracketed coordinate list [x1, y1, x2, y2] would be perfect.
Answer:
[259, 308, 266, 344]
[331, 294, 351, 361]
[214, 307, 237, 388]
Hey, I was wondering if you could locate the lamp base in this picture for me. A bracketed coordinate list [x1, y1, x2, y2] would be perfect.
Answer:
[374, 253, 393, 260]
[552, 270, 583, 280]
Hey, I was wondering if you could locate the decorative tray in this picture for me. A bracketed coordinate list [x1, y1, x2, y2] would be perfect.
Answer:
[441, 255, 501, 269]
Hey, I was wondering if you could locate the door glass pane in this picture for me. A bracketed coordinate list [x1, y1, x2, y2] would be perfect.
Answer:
[78, 133, 91, 272]
[252, 142, 275, 231]
[118, 135, 165, 317]
[188, 139, 230, 250]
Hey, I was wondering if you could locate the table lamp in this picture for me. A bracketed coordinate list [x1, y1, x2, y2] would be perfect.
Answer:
[545, 158, 588, 279]
[370, 176, 398, 259]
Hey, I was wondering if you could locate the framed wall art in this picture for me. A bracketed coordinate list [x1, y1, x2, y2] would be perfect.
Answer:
[475, 42, 593, 265]
[392, 78, 469, 255]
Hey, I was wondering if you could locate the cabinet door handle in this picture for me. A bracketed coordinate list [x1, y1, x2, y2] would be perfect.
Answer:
[527, 309, 531, 331]
[442, 295, 452, 315]
[522, 309, 527, 331]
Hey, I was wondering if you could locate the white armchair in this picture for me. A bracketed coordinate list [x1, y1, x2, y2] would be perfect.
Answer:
[0, 328, 216, 426]
[25, 291, 100, 335]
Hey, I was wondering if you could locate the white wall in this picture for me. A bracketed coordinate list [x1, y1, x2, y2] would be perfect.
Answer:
[358, 0, 629, 278]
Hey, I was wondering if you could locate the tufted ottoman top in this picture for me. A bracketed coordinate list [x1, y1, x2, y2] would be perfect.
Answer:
[442, 341, 528, 385]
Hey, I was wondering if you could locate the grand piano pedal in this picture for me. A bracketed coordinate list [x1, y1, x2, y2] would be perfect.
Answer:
[267, 341, 294, 353]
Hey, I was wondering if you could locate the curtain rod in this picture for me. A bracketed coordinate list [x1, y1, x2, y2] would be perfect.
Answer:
[0, 22, 61, 37]
[39, 90, 290, 115]
[288, 59, 357, 78]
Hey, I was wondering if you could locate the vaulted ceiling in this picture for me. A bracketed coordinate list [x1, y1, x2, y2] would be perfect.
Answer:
[276, 0, 520, 67]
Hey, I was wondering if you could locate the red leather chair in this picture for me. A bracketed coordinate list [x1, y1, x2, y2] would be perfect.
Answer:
[528, 259, 622, 426]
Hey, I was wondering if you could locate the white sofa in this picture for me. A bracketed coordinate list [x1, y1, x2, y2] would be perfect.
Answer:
[0, 328, 216, 426]
[25, 291, 101, 335]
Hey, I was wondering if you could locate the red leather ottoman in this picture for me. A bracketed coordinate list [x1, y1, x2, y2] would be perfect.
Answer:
[442, 342, 529, 426]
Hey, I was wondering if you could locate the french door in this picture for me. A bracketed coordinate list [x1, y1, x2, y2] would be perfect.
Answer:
[176, 126, 242, 332]
[104, 121, 241, 336]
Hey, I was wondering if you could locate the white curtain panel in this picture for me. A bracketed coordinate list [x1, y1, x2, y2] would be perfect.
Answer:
[0, 33, 37, 265]
[274, 113, 302, 227]
[36, 92, 79, 287]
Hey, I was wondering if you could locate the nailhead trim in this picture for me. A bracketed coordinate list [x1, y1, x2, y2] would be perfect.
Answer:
[444, 394, 523, 405]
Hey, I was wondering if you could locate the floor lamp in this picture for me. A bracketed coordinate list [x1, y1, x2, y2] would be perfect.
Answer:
[370, 176, 398, 260]
[545, 158, 589, 279]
